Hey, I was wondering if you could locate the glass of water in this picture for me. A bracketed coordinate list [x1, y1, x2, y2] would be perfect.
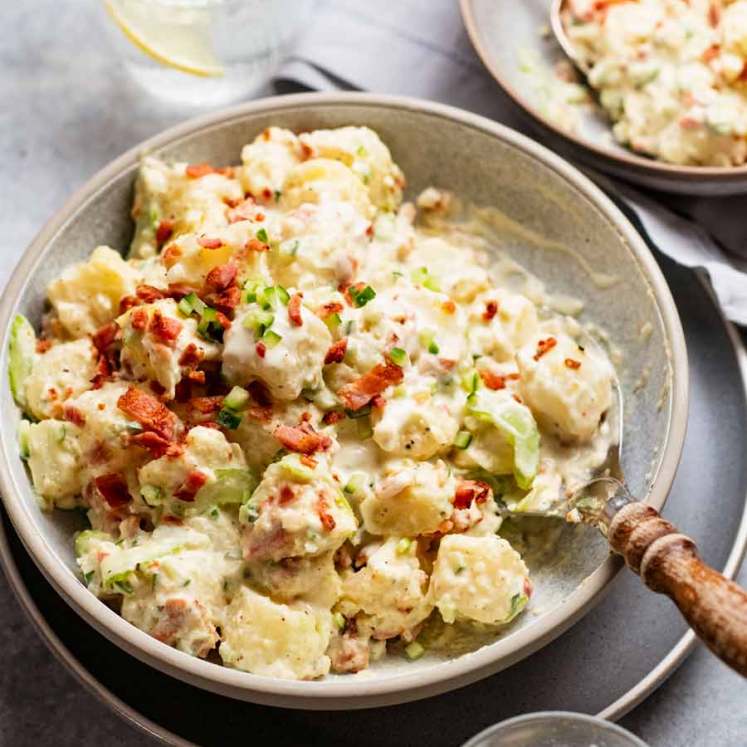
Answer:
[103, 0, 314, 107]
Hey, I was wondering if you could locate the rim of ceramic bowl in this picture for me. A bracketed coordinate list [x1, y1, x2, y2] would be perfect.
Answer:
[460, 0, 747, 187]
[462, 710, 650, 747]
[0, 92, 689, 706]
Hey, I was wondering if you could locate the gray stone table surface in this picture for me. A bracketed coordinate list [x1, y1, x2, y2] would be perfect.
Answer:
[1, 3, 745, 746]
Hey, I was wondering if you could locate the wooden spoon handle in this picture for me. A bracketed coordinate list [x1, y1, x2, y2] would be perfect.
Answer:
[608, 502, 747, 677]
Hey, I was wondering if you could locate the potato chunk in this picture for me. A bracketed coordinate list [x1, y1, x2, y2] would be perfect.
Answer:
[517, 332, 613, 442]
[429, 535, 530, 625]
[220, 586, 331, 680]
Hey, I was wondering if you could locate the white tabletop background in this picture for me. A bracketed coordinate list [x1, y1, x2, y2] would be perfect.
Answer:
[0, 3, 745, 745]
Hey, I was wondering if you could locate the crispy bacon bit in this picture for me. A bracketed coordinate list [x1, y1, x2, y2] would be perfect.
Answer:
[365, 223, 375, 238]
[255, 212, 265, 222]
[708, 1, 720, 27]
[63, 405, 85, 427]
[94, 474, 131, 508]
[247, 381, 272, 408]
[300, 411, 312, 422]
[185, 369, 206, 384]
[48, 388, 58, 401]
[130, 307, 149, 332]
[702, 44, 720, 63]
[523, 577, 534, 598]
[136, 285, 166, 304]
[322, 410, 345, 425]
[479, 370, 506, 390]
[119, 295, 137, 313]
[206, 285, 241, 316]
[162, 244, 182, 268]
[288, 293, 303, 326]
[35, 339, 53, 354]
[185, 163, 216, 179]
[155, 219, 174, 246]
[337, 359, 404, 411]
[91, 356, 112, 389]
[679, 116, 701, 130]
[453, 480, 491, 510]
[129, 430, 174, 458]
[483, 300, 498, 321]
[324, 338, 347, 365]
[319, 301, 344, 318]
[371, 394, 386, 410]
[204, 263, 237, 292]
[174, 470, 207, 502]
[279, 485, 295, 505]
[564, 358, 582, 370]
[442, 300, 456, 315]
[227, 197, 256, 224]
[255, 341, 267, 358]
[198, 236, 223, 249]
[439, 358, 457, 371]
[506, 372, 521, 381]
[178, 343, 203, 368]
[149, 311, 182, 347]
[117, 387, 178, 441]
[262, 187, 273, 202]
[533, 337, 557, 361]
[189, 396, 224, 415]
[513, 393, 524, 404]
[300, 454, 317, 469]
[165, 283, 196, 300]
[317, 496, 336, 532]
[274, 422, 332, 454]
[245, 237, 270, 252]
[92, 322, 119, 352]
[149, 381, 166, 396]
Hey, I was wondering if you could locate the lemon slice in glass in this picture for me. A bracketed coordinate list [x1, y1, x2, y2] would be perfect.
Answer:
[105, 0, 224, 78]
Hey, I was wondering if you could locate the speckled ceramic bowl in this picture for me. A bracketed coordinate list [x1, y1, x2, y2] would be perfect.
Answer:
[0, 93, 687, 709]
[461, 0, 747, 196]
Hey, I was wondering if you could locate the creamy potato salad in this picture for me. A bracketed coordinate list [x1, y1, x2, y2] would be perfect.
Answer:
[9, 126, 615, 680]
[565, 0, 747, 165]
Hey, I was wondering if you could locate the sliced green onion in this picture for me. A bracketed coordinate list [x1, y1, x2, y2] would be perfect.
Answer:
[256, 227, 269, 243]
[356, 417, 373, 440]
[243, 309, 274, 337]
[197, 306, 223, 342]
[243, 279, 261, 304]
[324, 312, 342, 332]
[453, 430, 472, 449]
[276, 286, 290, 305]
[404, 641, 425, 660]
[184, 292, 206, 316]
[177, 296, 194, 317]
[350, 285, 376, 308]
[224, 386, 250, 411]
[217, 408, 242, 430]
[343, 472, 367, 496]
[428, 340, 440, 355]
[389, 347, 408, 367]
[460, 369, 480, 394]
[141, 485, 164, 507]
[262, 329, 283, 348]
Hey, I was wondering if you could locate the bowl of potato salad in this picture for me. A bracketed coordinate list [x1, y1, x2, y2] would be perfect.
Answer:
[0, 93, 687, 707]
[461, 0, 747, 195]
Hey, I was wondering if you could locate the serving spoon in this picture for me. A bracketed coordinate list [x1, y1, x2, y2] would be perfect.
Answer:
[500, 335, 747, 677]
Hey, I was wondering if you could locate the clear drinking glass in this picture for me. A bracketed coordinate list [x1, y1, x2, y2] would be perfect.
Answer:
[462, 712, 650, 747]
[102, 0, 314, 107]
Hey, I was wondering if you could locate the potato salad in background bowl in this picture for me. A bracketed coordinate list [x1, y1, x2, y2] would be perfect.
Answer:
[0, 93, 687, 708]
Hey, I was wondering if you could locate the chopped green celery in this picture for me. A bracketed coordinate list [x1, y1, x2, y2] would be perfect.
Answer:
[243, 308, 274, 337]
[428, 340, 440, 355]
[224, 385, 250, 411]
[100, 538, 191, 590]
[140, 484, 164, 507]
[256, 227, 269, 244]
[262, 329, 283, 348]
[507, 592, 529, 621]
[74, 529, 112, 558]
[460, 369, 480, 394]
[197, 306, 223, 342]
[276, 286, 290, 305]
[349, 285, 376, 308]
[279, 454, 316, 483]
[177, 296, 194, 317]
[389, 347, 408, 367]
[242, 279, 261, 304]
[217, 408, 242, 430]
[396, 538, 412, 555]
[18, 421, 30, 460]
[8, 314, 36, 408]
[466, 390, 540, 490]
[197, 469, 257, 506]
[419, 330, 439, 354]
[183, 292, 206, 316]
[404, 641, 425, 660]
[453, 430, 472, 449]
[332, 611, 346, 630]
[411, 266, 440, 292]
[324, 312, 342, 332]
[343, 472, 367, 497]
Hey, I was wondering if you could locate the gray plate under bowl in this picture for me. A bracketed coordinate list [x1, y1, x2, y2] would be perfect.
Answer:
[1, 254, 744, 746]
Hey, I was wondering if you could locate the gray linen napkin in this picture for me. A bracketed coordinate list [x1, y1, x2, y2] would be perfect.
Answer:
[275, 0, 747, 325]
